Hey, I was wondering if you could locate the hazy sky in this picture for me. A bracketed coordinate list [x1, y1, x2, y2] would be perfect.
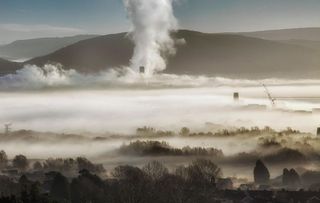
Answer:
[1, 0, 320, 43]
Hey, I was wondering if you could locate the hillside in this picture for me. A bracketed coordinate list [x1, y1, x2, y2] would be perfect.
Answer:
[166, 30, 320, 78]
[239, 27, 320, 60]
[0, 58, 21, 76]
[27, 33, 133, 73]
[240, 27, 320, 41]
[0, 35, 98, 61]
[279, 40, 320, 52]
[26, 30, 320, 79]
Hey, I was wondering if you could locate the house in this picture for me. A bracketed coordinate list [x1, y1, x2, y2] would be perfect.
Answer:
[217, 178, 234, 190]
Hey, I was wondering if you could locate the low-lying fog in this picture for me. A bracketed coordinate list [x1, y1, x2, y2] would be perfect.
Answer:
[0, 80, 319, 134]
[1, 65, 320, 180]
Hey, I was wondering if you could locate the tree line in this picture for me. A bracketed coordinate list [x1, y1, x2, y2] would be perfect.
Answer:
[118, 140, 224, 157]
[0, 159, 222, 203]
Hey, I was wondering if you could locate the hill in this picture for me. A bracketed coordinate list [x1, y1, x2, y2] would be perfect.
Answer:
[0, 35, 98, 61]
[0, 58, 21, 76]
[240, 27, 320, 41]
[27, 33, 133, 73]
[26, 30, 320, 79]
[279, 39, 320, 52]
[165, 30, 320, 78]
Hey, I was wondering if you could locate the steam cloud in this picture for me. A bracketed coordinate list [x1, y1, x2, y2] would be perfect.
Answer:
[1, 64, 320, 90]
[0, 64, 214, 90]
[124, 0, 178, 75]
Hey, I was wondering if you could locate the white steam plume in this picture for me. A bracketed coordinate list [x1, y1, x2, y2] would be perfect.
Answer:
[124, 0, 178, 75]
[2, 64, 320, 90]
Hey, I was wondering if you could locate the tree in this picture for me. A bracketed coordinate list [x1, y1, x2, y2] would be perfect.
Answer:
[282, 168, 300, 188]
[76, 157, 105, 175]
[29, 182, 41, 203]
[50, 172, 70, 202]
[19, 175, 32, 202]
[0, 150, 8, 169]
[282, 168, 290, 186]
[289, 169, 300, 186]
[112, 165, 147, 183]
[153, 174, 185, 203]
[19, 174, 30, 185]
[112, 165, 150, 203]
[32, 161, 43, 171]
[13, 155, 29, 171]
[186, 159, 222, 185]
[175, 159, 221, 202]
[253, 160, 270, 184]
[70, 170, 107, 203]
[70, 179, 82, 203]
[175, 165, 189, 180]
[180, 127, 190, 136]
[42, 158, 77, 173]
[142, 161, 169, 181]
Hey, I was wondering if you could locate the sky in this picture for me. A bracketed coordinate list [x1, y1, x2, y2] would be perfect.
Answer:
[0, 0, 320, 44]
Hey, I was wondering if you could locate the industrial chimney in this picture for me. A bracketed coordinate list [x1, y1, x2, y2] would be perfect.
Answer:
[4, 123, 12, 136]
[139, 66, 145, 74]
[317, 127, 320, 136]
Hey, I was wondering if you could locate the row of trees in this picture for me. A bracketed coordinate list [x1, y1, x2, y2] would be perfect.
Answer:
[180, 126, 277, 137]
[135, 126, 280, 138]
[0, 151, 28, 171]
[0, 150, 105, 175]
[254, 160, 301, 189]
[119, 140, 224, 157]
[33, 157, 105, 175]
[0, 159, 222, 203]
[136, 127, 174, 137]
[163, 126, 300, 138]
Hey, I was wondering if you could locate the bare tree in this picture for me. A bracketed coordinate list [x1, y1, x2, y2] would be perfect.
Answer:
[112, 165, 149, 203]
[142, 161, 168, 181]
[76, 157, 105, 175]
[187, 159, 222, 185]
[33, 161, 43, 171]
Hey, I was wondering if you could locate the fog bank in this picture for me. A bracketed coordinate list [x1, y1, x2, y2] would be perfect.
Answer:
[0, 64, 319, 134]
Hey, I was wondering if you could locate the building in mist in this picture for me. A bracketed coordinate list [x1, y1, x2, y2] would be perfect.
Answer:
[233, 92, 239, 102]
[139, 66, 145, 74]
[217, 178, 233, 190]
[317, 127, 320, 136]
[4, 123, 11, 136]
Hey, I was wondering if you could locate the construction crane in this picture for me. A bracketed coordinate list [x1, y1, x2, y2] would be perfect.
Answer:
[262, 84, 276, 108]
[4, 123, 12, 135]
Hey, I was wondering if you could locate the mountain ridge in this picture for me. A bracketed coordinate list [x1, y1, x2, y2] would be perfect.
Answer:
[0, 35, 98, 60]
[1, 28, 320, 79]
[26, 30, 320, 79]
[239, 27, 320, 41]
[0, 58, 21, 75]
